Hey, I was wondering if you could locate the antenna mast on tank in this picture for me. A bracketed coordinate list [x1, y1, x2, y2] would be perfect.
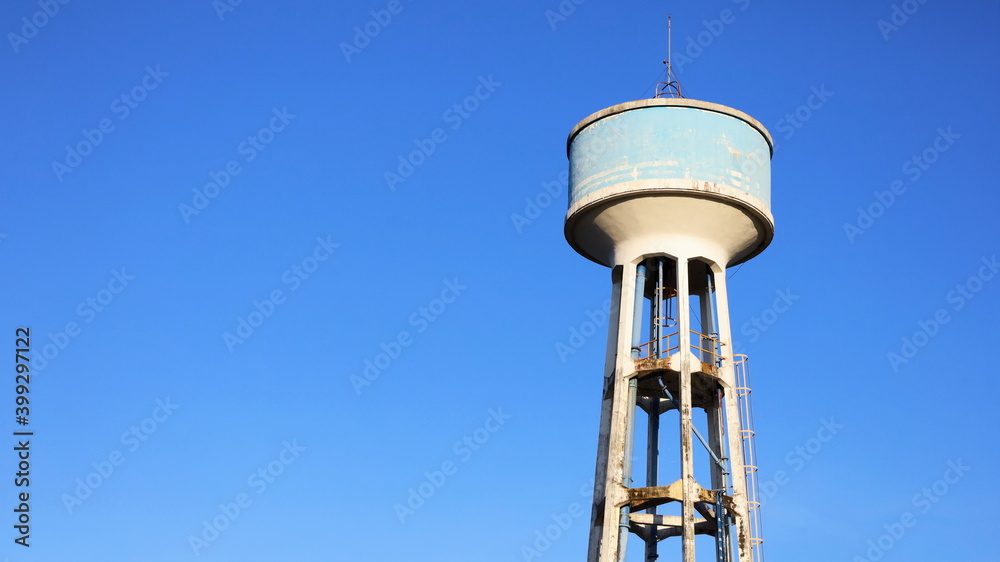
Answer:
[655, 16, 684, 98]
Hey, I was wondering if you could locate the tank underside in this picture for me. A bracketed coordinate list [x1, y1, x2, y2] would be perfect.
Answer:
[565, 180, 774, 268]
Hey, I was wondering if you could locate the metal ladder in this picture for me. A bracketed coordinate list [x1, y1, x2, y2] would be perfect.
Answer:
[734, 354, 764, 562]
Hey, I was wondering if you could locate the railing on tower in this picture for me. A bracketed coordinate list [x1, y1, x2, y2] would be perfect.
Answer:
[734, 354, 764, 562]
[692, 329, 725, 366]
[632, 330, 726, 366]
[632, 331, 679, 359]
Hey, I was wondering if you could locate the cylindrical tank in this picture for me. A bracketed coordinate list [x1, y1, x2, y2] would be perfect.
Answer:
[565, 98, 774, 267]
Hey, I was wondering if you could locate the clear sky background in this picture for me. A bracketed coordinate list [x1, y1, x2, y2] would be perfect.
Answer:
[0, 0, 998, 560]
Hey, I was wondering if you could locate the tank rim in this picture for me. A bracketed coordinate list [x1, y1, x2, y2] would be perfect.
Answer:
[566, 98, 774, 158]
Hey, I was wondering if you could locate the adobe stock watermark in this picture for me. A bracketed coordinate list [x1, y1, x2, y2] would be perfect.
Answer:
[7, 0, 71, 54]
[887, 254, 997, 372]
[843, 126, 959, 243]
[672, 0, 751, 74]
[384, 75, 501, 191]
[757, 417, 843, 506]
[554, 298, 616, 363]
[188, 440, 306, 556]
[520, 480, 592, 560]
[223, 235, 340, 353]
[34, 268, 136, 374]
[736, 288, 799, 348]
[543, 0, 586, 31]
[725, 84, 835, 182]
[350, 278, 467, 394]
[51, 65, 169, 183]
[512, 120, 623, 233]
[877, 0, 930, 41]
[340, 0, 407, 63]
[212, 0, 245, 22]
[851, 458, 969, 561]
[772, 85, 833, 147]
[511, 170, 567, 234]
[61, 397, 179, 514]
[394, 407, 511, 524]
[179, 107, 296, 223]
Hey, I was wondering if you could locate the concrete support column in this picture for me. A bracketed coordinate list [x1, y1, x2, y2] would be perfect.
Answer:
[595, 260, 640, 562]
[588, 266, 623, 562]
[712, 264, 752, 561]
[676, 257, 696, 562]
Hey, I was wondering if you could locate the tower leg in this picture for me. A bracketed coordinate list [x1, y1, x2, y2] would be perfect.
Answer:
[712, 267, 752, 560]
[588, 266, 623, 562]
[593, 262, 641, 562]
[676, 258, 696, 562]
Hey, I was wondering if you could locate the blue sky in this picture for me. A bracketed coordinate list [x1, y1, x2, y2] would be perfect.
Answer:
[0, 0, 997, 560]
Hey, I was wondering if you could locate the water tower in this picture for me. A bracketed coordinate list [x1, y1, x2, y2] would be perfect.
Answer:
[564, 81, 773, 560]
